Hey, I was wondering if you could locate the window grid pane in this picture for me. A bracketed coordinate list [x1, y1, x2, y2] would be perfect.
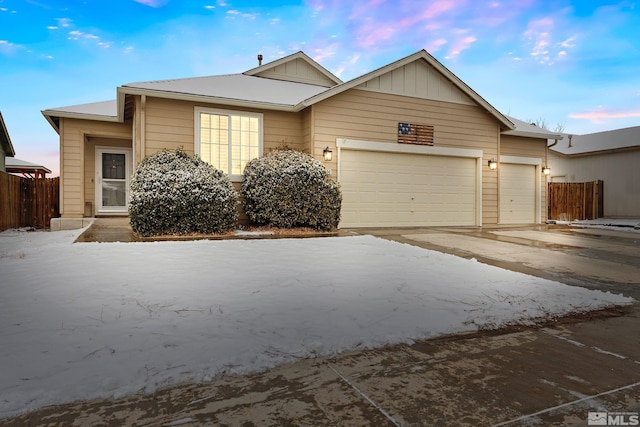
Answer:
[199, 112, 259, 175]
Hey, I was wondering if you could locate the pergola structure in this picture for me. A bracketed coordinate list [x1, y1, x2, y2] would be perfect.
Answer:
[5, 158, 52, 179]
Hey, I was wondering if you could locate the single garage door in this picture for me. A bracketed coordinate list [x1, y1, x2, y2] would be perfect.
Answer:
[500, 163, 536, 224]
[339, 150, 477, 228]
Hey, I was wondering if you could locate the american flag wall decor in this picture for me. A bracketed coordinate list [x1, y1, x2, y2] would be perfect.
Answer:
[398, 122, 435, 146]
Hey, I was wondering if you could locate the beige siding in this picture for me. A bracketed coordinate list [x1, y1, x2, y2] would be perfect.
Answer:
[310, 88, 500, 225]
[500, 135, 547, 222]
[59, 118, 131, 218]
[144, 97, 194, 156]
[143, 97, 304, 158]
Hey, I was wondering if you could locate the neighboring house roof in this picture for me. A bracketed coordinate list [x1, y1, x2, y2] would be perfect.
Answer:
[503, 116, 564, 140]
[6, 157, 52, 177]
[42, 50, 526, 133]
[550, 126, 640, 156]
[0, 111, 16, 157]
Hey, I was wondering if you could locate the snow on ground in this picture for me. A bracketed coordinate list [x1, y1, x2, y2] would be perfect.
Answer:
[0, 227, 633, 419]
[551, 218, 640, 232]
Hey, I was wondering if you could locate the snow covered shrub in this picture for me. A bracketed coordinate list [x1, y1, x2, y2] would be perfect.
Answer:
[241, 149, 341, 231]
[129, 148, 238, 236]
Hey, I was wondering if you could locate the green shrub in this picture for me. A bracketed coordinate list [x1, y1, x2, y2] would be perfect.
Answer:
[129, 148, 238, 236]
[241, 149, 341, 231]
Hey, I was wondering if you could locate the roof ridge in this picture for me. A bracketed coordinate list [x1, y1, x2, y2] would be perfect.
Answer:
[123, 72, 242, 86]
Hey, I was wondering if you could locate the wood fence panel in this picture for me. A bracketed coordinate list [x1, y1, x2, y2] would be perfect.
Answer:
[0, 171, 59, 231]
[548, 181, 603, 221]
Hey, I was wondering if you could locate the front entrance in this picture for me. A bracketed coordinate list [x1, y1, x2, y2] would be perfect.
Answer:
[96, 147, 131, 214]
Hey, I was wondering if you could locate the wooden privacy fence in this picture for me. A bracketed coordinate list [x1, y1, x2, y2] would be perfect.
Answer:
[548, 180, 604, 221]
[0, 171, 60, 231]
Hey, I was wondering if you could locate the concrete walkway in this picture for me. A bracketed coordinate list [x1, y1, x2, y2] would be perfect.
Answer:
[4, 305, 639, 426]
[4, 222, 638, 426]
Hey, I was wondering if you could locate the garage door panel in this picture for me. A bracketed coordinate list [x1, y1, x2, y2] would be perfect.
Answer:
[339, 150, 477, 228]
[500, 163, 536, 224]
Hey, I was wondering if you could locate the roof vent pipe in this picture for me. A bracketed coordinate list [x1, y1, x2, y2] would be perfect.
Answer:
[568, 134, 573, 148]
[257, 54, 263, 66]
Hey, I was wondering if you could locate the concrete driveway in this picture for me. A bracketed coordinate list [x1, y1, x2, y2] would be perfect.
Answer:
[364, 224, 640, 300]
[3, 223, 639, 426]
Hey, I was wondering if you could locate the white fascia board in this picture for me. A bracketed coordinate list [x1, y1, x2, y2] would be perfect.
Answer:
[504, 129, 564, 140]
[500, 155, 542, 165]
[119, 87, 299, 112]
[336, 138, 483, 158]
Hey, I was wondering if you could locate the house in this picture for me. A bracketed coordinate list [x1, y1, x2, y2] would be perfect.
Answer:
[5, 158, 52, 179]
[42, 50, 561, 230]
[548, 127, 640, 217]
[0, 112, 16, 173]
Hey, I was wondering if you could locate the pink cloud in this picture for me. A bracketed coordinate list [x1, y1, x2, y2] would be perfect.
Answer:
[569, 108, 640, 122]
[134, 0, 168, 7]
[350, 0, 465, 49]
[426, 38, 448, 52]
[447, 35, 476, 58]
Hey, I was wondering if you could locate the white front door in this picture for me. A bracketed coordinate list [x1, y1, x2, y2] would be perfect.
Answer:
[96, 148, 130, 214]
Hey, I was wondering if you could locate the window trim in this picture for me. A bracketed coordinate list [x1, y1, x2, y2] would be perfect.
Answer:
[194, 106, 264, 182]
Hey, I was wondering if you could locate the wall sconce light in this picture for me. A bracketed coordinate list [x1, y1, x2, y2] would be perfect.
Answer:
[542, 166, 551, 176]
[488, 158, 498, 170]
[323, 146, 333, 162]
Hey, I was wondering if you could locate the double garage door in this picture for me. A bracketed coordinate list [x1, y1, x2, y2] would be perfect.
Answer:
[339, 150, 477, 228]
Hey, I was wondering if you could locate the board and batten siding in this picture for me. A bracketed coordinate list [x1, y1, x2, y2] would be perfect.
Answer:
[310, 88, 501, 225]
[254, 57, 337, 87]
[59, 117, 132, 218]
[500, 135, 548, 222]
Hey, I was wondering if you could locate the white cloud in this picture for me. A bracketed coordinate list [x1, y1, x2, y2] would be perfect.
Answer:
[56, 18, 72, 28]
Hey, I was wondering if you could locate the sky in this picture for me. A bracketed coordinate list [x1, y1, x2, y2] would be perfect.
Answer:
[1, 0, 639, 177]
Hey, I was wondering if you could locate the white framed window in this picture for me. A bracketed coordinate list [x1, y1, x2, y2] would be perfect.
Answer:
[195, 107, 263, 180]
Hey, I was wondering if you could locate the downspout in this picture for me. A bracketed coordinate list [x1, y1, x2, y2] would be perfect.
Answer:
[544, 137, 559, 174]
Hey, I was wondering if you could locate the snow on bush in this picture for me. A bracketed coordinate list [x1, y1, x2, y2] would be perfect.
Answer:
[129, 148, 238, 236]
[241, 149, 341, 231]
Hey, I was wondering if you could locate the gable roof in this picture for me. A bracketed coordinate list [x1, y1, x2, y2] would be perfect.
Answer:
[297, 50, 515, 131]
[0, 112, 16, 157]
[43, 50, 519, 133]
[551, 126, 640, 155]
[244, 51, 342, 86]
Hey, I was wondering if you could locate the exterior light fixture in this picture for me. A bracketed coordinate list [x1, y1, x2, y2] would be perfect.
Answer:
[542, 166, 551, 176]
[323, 146, 333, 162]
[488, 158, 497, 170]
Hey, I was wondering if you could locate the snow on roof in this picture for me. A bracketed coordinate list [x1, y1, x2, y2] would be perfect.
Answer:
[551, 126, 640, 155]
[43, 100, 118, 118]
[122, 74, 330, 107]
[502, 116, 564, 140]
[5, 157, 52, 173]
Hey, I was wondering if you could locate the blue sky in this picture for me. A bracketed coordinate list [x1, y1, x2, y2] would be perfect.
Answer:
[1, 0, 639, 176]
